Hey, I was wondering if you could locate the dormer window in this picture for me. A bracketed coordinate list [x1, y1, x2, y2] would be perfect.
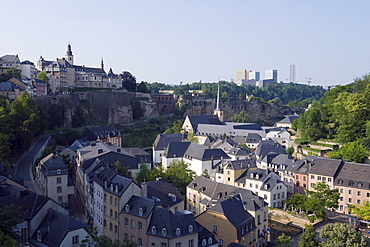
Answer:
[176, 227, 181, 236]
[111, 184, 114, 191]
[202, 239, 206, 246]
[57, 169, 61, 175]
[37, 231, 42, 242]
[139, 208, 143, 216]
[115, 185, 118, 193]
[256, 174, 259, 179]
[188, 225, 193, 233]
[208, 237, 212, 244]
[250, 173, 254, 178]
[125, 204, 129, 212]
[162, 228, 167, 236]
[264, 184, 268, 189]
[358, 182, 363, 188]
[151, 226, 156, 233]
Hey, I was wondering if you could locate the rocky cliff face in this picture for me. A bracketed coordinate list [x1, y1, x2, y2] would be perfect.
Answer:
[178, 95, 304, 123]
[34, 91, 138, 127]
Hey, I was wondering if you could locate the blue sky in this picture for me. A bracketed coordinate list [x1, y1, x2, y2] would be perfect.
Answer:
[2, 0, 370, 86]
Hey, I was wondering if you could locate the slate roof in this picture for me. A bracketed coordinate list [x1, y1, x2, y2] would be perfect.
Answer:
[107, 174, 136, 197]
[153, 133, 187, 150]
[80, 125, 121, 141]
[122, 195, 157, 219]
[308, 157, 342, 177]
[0, 81, 22, 91]
[208, 194, 255, 229]
[39, 154, 68, 177]
[188, 176, 267, 211]
[147, 207, 198, 238]
[0, 54, 20, 63]
[335, 162, 370, 188]
[255, 139, 286, 160]
[184, 142, 229, 161]
[186, 115, 221, 131]
[0, 190, 51, 221]
[163, 141, 191, 158]
[197, 221, 218, 247]
[222, 159, 256, 171]
[246, 133, 262, 143]
[276, 115, 299, 125]
[31, 209, 87, 247]
[121, 147, 150, 156]
[145, 179, 184, 208]
[78, 142, 138, 171]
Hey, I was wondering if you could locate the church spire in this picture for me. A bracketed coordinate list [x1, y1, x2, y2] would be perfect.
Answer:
[65, 43, 74, 65]
[215, 80, 220, 110]
[101, 57, 104, 70]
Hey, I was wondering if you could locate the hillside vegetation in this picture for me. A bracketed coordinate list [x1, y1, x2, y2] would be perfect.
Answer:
[294, 74, 370, 162]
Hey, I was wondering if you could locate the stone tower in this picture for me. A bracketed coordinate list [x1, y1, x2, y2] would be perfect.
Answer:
[65, 43, 74, 65]
[214, 81, 224, 122]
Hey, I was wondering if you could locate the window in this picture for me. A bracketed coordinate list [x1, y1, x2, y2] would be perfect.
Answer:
[115, 225, 118, 234]
[264, 194, 267, 199]
[58, 196, 63, 202]
[57, 177, 61, 184]
[161, 243, 167, 247]
[139, 208, 143, 216]
[328, 178, 332, 182]
[125, 218, 128, 226]
[212, 224, 217, 233]
[138, 222, 143, 231]
[340, 188, 343, 193]
[57, 186, 62, 193]
[72, 235, 79, 244]
[219, 239, 224, 246]
[110, 196, 113, 205]
[151, 226, 156, 233]
[115, 198, 118, 207]
[348, 198, 352, 203]
[311, 175, 315, 179]
[110, 223, 113, 231]
[340, 197, 343, 201]
[110, 209, 113, 218]
[188, 239, 194, 247]
[273, 194, 276, 200]
[349, 190, 352, 195]
[104, 206, 106, 214]
[208, 237, 212, 244]
[258, 215, 261, 225]
[367, 193, 370, 197]
[188, 225, 193, 233]
[357, 191, 361, 196]
[162, 228, 167, 236]
[115, 211, 118, 220]
[176, 227, 181, 236]
[176, 243, 181, 247]
[318, 176, 321, 181]
[357, 200, 361, 204]
[131, 220, 136, 229]
[249, 183, 252, 188]
[103, 220, 106, 228]
[322, 177, 326, 182]
[104, 193, 106, 202]
[296, 175, 299, 180]
[138, 238, 142, 247]
[303, 176, 306, 181]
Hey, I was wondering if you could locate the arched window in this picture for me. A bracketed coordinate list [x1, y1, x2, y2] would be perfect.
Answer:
[161, 228, 167, 236]
[176, 227, 181, 236]
[202, 239, 206, 246]
[151, 226, 156, 233]
[139, 208, 143, 216]
[125, 204, 129, 211]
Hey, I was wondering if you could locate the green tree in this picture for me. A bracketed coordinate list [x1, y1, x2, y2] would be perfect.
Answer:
[165, 160, 196, 195]
[0, 204, 22, 244]
[298, 224, 318, 247]
[287, 146, 295, 156]
[80, 227, 138, 247]
[5, 67, 22, 79]
[187, 132, 198, 143]
[201, 169, 210, 179]
[276, 233, 292, 247]
[231, 111, 250, 123]
[349, 201, 370, 221]
[221, 91, 229, 98]
[327, 141, 368, 163]
[37, 71, 49, 83]
[111, 161, 131, 178]
[136, 81, 150, 93]
[164, 120, 183, 133]
[136, 163, 152, 183]
[295, 102, 328, 141]
[319, 223, 370, 247]
[121, 71, 136, 92]
[0, 230, 16, 247]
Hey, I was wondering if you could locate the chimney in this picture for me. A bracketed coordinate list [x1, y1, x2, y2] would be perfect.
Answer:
[117, 148, 121, 153]
[141, 182, 148, 198]
[97, 148, 103, 154]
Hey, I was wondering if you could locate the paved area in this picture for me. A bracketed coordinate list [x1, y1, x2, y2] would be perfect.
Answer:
[67, 188, 87, 223]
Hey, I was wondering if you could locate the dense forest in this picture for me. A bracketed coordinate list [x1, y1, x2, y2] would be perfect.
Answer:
[147, 81, 326, 107]
[294, 74, 370, 162]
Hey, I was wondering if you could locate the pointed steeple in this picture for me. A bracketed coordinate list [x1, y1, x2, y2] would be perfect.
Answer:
[65, 43, 74, 65]
[215, 80, 221, 110]
[66, 43, 72, 56]
[214, 80, 224, 122]
[101, 58, 104, 70]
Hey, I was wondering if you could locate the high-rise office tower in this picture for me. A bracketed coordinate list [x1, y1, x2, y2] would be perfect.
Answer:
[290, 64, 296, 83]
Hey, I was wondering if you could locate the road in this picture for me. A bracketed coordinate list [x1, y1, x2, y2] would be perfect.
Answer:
[14, 134, 51, 194]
